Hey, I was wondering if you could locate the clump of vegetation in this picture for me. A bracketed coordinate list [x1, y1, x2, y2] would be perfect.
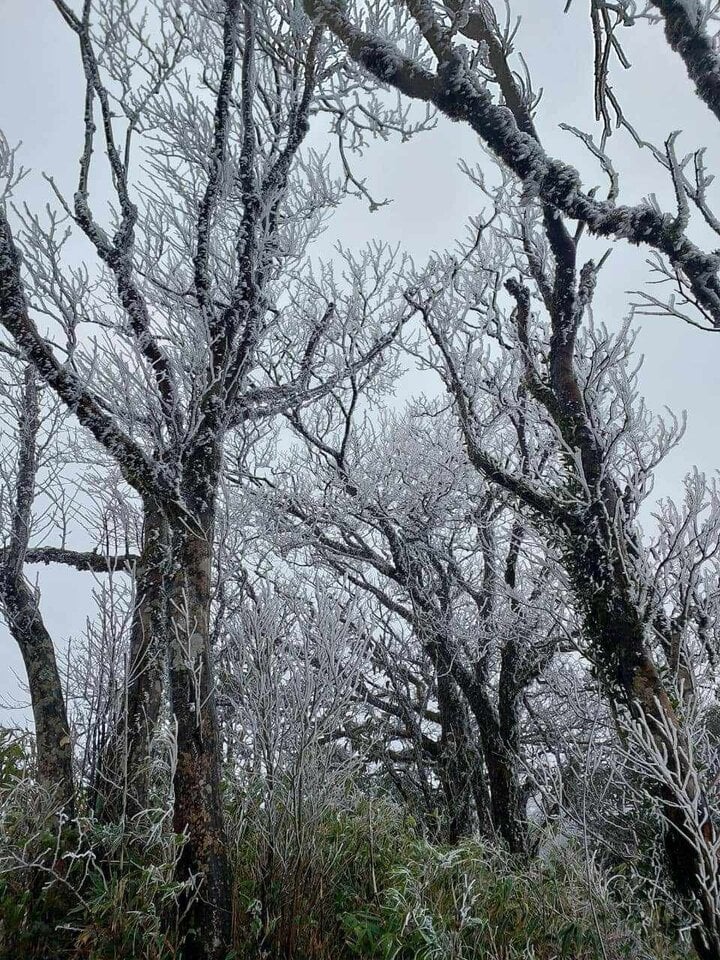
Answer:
[0, 744, 186, 960]
[229, 797, 689, 960]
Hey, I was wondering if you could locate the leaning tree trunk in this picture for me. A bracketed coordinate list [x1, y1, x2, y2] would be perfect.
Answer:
[167, 497, 231, 960]
[0, 574, 74, 812]
[99, 502, 169, 822]
[570, 516, 720, 960]
[0, 367, 74, 812]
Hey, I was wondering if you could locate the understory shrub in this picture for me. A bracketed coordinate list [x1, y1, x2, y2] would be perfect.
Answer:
[0, 774, 187, 960]
[229, 796, 690, 960]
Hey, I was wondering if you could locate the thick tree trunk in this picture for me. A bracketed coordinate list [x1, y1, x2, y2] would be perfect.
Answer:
[99, 503, 168, 821]
[0, 574, 74, 811]
[167, 513, 231, 960]
[468, 688, 527, 857]
[429, 630, 527, 854]
[437, 670, 476, 842]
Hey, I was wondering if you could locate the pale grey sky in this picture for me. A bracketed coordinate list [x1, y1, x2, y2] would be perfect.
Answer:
[1, 0, 719, 725]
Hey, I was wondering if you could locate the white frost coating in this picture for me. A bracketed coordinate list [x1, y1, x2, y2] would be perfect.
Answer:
[1, 1, 720, 957]
[675, 0, 704, 25]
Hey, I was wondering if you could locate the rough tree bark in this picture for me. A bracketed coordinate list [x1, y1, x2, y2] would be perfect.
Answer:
[0, 368, 74, 812]
[167, 478, 231, 959]
[436, 669, 478, 842]
[98, 503, 168, 822]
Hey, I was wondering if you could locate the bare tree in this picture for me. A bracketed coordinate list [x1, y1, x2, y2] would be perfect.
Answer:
[258, 403, 564, 855]
[402, 178, 720, 954]
[4, 3, 720, 956]
[0, 1, 415, 953]
[283, 3, 720, 951]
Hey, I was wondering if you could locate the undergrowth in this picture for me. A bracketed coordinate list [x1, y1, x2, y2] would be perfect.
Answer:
[229, 798, 689, 960]
[0, 726, 690, 960]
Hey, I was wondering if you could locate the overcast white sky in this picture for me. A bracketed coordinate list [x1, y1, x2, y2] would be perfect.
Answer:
[1, 0, 719, 725]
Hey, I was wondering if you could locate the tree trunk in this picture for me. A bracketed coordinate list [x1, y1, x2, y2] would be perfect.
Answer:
[167, 512, 231, 960]
[429, 626, 527, 854]
[0, 367, 74, 812]
[0, 574, 74, 812]
[468, 688, 527, 857]
[437, 669, 476, 842]
[99, 502, 168, 821]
